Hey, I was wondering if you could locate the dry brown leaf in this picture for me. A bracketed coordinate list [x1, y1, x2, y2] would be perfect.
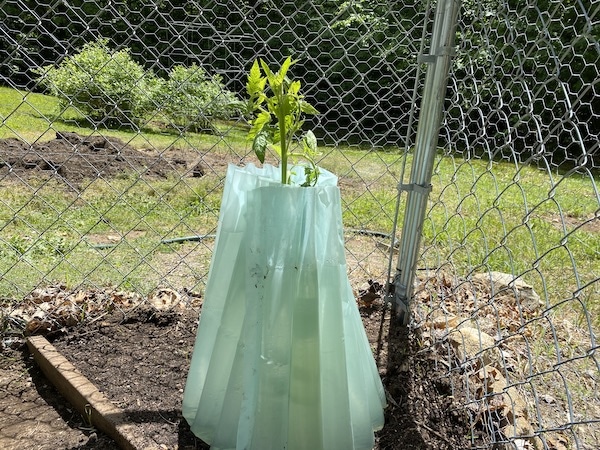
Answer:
[70, 290, 89, 304]
[148, 288, 181, 311]
[426, 314, 461, 330]
[448, 327, 501, 368]
[546, 434, 570, 450]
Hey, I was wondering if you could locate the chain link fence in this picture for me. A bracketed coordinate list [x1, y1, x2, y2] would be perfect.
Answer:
[0, 0, 598, 449]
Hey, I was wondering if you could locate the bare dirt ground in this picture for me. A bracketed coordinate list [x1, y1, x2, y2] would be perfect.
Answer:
[0, 131, 236, 188]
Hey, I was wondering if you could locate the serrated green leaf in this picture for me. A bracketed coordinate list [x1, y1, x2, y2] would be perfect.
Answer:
[304, 130, 318, 154]
[247, 60, 265, 98]
[300, 166, 319, 187]
[253, 129, 268, 163]
[279, 56, 295, 81]
[247, 110, 272, 140]
[260, 59, 279, 90]
[300, 100, 319, 115]
[245, 56, 321, 185]
[288, 80, 301, 97]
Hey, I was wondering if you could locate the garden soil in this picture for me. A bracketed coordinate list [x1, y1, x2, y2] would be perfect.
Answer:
[1, 304, 473, 450]
[0, 131, 241, 187]
[0, 133, 474, 449]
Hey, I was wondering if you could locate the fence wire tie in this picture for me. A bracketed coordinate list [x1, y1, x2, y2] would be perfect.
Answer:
[390, 275, 410, 308]
[418, 45, 456, 64]
[397, 183, 433, 195]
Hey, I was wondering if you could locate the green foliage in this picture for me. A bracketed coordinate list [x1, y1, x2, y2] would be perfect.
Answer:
[34, 39, 243, 133]
[159, 64, 244, 132]
[5, 0, 597, 156]
[35, 38, 161, 127]
[453, 0, 600, 168]
[246, 57, 320, 185]
[332, 0, 389, 36]
[3, 235, 70, 259]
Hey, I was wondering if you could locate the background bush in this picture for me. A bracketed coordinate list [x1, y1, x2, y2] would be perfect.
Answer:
[36, 39, 243, 132]
[158, 64, 244, 132]
[36, 39, 161, 128]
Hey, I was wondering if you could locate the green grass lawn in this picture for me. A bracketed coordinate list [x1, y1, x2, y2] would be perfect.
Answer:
[1, 86, 599, 331]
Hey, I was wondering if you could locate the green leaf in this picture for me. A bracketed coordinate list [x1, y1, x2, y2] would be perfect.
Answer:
[248, 110, 271, 140]
[272, 142, 282, 157]
[300, 166, 320, 187]
[300, 100, 319, 115]
[288, 80, 301, 97]
[304, 130, 318, 154]
[279, 56, 295, 80]
[244, 56, 320, 186]
[253, 129, 268, 163]
[247, 59, 265, 99]
[260, 59, 279, 91]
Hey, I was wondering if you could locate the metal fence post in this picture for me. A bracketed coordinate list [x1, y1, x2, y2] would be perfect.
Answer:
[392, 0, 461, 325]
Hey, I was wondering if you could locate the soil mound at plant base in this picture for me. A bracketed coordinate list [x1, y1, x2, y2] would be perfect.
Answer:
[0, 132, 188, 184]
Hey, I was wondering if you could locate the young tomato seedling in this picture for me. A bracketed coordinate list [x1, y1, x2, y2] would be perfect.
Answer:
[246, 56, 320, 186]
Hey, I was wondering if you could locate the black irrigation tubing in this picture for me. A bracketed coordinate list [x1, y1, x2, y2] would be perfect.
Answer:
[160, 235, 217, 245]
[87, 234, 217, 249]
[347, 228, 393, 239]
[87, 229, 393, 250]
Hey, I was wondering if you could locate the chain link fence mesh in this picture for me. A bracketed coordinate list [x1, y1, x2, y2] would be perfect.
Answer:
[0, 0, 598, 449]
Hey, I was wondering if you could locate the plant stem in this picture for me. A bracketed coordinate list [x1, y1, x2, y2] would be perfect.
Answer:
[276, 94, 288, 184]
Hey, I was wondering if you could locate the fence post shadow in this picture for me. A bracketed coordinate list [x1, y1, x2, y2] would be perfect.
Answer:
[376, 312, 472, 449]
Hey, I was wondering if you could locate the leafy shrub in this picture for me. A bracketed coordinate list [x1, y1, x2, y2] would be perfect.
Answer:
[35, 38, 161, 127]
[158, 64, 243, 132]
[35, 39, 242, 132]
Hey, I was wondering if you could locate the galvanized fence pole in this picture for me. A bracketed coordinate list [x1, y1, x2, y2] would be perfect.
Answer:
[392, 0, 461, 325]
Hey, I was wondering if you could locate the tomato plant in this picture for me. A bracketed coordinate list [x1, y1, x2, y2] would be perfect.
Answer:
[246, 56, 320, 186]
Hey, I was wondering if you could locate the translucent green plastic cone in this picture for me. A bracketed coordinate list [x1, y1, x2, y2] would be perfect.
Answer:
[183, 164, 385, 450]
